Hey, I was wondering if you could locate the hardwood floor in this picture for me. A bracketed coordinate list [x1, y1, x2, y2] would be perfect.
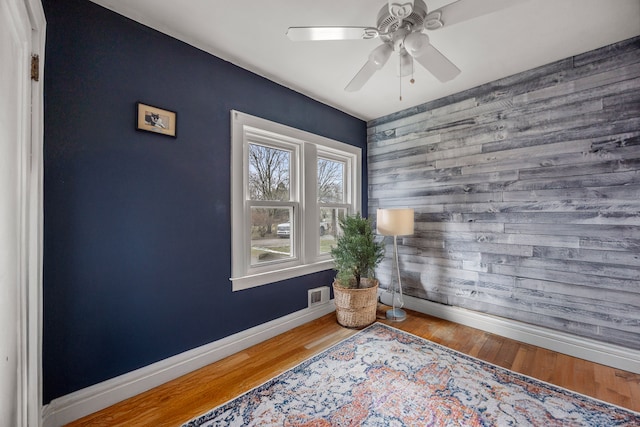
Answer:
[66, 307, 640, 426]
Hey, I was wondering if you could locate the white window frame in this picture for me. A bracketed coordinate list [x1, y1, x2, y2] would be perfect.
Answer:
[230, 110, 361, 291]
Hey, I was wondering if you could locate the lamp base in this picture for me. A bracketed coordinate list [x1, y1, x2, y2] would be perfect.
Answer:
[386, 308, 407, 322]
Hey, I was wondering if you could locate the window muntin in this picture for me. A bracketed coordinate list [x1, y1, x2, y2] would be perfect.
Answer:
[231, 111, 361, 290]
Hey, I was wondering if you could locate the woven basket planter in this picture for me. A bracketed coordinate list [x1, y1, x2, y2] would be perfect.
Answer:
[333, 278, 378, 329]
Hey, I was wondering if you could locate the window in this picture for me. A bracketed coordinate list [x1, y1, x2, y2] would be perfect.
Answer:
[231, 111, 361, 291]
[317, 155, 349, 255]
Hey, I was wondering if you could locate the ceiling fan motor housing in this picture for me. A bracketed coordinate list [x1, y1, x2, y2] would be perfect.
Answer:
[376, 0, 428, 42]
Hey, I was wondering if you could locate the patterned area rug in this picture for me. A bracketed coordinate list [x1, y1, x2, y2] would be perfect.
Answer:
[183, 323, 640, 426]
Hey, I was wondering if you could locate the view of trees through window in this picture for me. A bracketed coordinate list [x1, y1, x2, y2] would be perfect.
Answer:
[318, 158, 346, 254]
[248, 145, 350, 264]
[249, 143, 293, 265]
[318, 158, 343, 203]
[248, 143, 290, 202]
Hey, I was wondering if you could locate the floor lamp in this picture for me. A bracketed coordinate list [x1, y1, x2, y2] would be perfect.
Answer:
[377, 208, 414, 322]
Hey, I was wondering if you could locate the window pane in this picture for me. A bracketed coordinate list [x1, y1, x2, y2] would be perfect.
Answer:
[318, 158, 344, 203]
[251, 207, 293, 265]
[248, 143, 291, 201]
[319, 207, 347, 254]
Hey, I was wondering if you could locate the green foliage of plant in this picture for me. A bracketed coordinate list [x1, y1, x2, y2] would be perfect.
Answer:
[331, 213, 384, 289]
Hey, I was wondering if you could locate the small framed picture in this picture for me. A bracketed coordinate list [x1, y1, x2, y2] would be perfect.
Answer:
[136, 102, 177, 137]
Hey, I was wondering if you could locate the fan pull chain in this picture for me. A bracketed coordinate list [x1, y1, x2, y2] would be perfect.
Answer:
[399, 54, 403, 101]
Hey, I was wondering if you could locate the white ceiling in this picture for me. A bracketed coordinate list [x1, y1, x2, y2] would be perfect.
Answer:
[90, 0, 640, 121]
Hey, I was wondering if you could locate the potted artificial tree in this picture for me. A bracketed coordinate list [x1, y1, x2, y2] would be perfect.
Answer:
[330, 213, 385, 328]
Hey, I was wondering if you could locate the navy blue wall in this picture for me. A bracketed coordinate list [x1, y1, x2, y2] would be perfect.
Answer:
[42, 0, 367, 403]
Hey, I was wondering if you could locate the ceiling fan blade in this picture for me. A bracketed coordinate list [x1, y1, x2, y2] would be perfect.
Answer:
[424, 0, 526, 30]
[413, 43, 461, 82]
[345, 61, 378, 92]
[345, 44, 393, 92]
[286, 26, 378, 41]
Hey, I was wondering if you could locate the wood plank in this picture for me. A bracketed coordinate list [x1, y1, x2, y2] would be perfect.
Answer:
[507, 255, 640, 282]
[533, 246, 640, 267]
[525, 279, 635, 310]
[369, 164, 458, 185]
[446, 297, 640, 349]
[512, 277, 640, 308]
[506, 78, 640, 119]
[404, 281, 639, 336]
[572, 36, 640, 67]
[512, 62, 640, 104]
[370, 141, 483, 167]
[493, 337, 520, 370]
[370, 183, 502, 201]
[435, 139, 592, 169]
[393, 99, 513, 140]
[530, 347, 558, 383]
[431, 120, 512, 150]
[579, 237, 640, 252]
[489, 263, 639, 293]
[504, 171, 640, 193]
[482, 116, 640, 154]
[368, 56, 570, 130]
[415, 221, 505, 233]
[504, 223, 640, 239]
[460, 211, 640, 226]
[368, 133, 440, 156]
[371, 171, 518, 194]
[444, 199, 640, 215]
[369, 98, 479, 136]
[518, 158, 640, 181]
[368, 190, 505, 206]
[460, 136, 640, 176]
[502, 184, 640, 203]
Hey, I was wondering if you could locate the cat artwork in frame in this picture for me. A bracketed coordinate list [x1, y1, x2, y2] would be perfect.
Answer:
[136, 102, 177, 138]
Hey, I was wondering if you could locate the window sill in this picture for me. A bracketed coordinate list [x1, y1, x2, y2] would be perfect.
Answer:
[230, 260, 335, 291]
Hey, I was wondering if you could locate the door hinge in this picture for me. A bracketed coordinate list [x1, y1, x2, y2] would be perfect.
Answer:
[31, 54, 39, 82]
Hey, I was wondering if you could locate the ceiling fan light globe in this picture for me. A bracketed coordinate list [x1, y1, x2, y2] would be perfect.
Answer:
[398, 54, 413, 77]
[370, 43, 393, 68]
[404, 31, 429, 57]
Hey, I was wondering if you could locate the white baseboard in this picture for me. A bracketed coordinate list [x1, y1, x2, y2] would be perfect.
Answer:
[41, 301, 336, 427]
[379, 290, 640, 374]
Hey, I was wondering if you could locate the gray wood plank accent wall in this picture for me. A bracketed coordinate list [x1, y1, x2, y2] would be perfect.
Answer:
[368, 36, 640, 350]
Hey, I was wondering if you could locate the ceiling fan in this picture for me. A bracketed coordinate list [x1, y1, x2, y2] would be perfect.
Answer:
[286, 0, 523, 92]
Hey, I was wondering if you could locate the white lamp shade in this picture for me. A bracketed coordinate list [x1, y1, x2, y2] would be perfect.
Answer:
[370, 43, 393, 68]
[404, 32, 430, 58]
[377, 208, 414, 236]
[397, 53, 414, 77]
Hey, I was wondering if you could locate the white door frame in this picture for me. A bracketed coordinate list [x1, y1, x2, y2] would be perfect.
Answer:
[25, 0, 46, 425]
[3, 0, 46, 425]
